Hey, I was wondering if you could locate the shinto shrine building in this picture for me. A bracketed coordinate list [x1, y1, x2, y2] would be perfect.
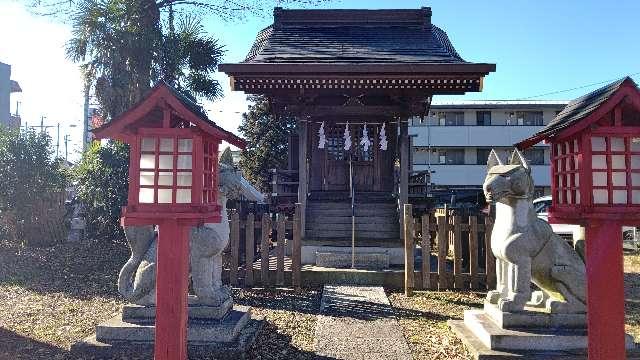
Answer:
[220, 7, 495, 265]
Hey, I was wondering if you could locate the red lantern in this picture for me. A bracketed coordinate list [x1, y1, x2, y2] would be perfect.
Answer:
[518, 77, 640, 360]
[93, 82, 245, 360]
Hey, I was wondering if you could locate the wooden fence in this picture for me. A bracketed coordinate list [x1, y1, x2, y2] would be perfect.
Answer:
[404, 204, 495, 295]
[223, 203, 302, 288]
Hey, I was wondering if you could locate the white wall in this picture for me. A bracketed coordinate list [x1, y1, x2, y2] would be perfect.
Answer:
[409, 125, 549, 148]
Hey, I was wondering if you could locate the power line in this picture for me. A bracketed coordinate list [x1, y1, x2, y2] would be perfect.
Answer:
[516, 72, 640, 100]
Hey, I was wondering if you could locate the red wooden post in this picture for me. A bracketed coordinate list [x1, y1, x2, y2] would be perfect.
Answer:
[585, 221, 626, 360]
[155, 219, 190, 360]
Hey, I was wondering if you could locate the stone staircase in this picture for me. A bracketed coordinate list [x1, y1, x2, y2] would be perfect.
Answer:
[305, 196, 400, 241]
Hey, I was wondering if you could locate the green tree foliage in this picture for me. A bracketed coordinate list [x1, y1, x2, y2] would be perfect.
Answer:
[219, 146, 234, 166]
[239, 95, 296, 192]
[0, 128, 68, 242]
[64, 0, 224, 120]
[74, 141, 129, 242]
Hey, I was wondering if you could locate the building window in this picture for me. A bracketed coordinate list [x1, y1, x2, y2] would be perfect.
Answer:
[438, 149, 465, 165]
[524, 148, 545, 165]
[326, 136, 345, 160]
[514, 111, 544, 126]
[476, 111, 491, 126]
[437, 112, 464, 126]
[476, 148, 492, 165]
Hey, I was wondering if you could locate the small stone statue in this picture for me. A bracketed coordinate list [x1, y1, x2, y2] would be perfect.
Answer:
[117, 164, 263, 308]
[483, 149, 586, 314]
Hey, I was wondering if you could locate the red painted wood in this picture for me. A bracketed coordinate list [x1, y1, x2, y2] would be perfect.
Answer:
[154, 219, 190, 360]
[585, 221, 626, 360]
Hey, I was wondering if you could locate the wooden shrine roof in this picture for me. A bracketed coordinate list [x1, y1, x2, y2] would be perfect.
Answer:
[517, 77, 639, 149]
[219, 8, 494, 94]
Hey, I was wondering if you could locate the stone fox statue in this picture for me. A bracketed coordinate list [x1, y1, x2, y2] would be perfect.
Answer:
[483, 149, 586, 314]
[118, 164, 264, 306]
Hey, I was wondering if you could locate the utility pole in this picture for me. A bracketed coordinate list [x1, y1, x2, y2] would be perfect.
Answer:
[83, 86, 89, 152]
[64, 134, 71, 161]
[56, 123, 60, 158]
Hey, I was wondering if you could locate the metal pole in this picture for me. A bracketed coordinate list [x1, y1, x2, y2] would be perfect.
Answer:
[56, 123, 60, 158]
[83, 86, 89, 152]
[350, 152, 355, 269]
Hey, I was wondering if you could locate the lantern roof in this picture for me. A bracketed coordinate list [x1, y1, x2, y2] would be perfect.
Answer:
[92, 81, 246, 148]
[517, 77, 640, 149]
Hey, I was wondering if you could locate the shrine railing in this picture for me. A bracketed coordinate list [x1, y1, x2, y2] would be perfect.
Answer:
[223, 203, 302, 289]
[403, 204, 496, 295]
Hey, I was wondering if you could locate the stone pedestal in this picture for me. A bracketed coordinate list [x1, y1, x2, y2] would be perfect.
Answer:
[449, 302, 635, 359]
[72, 299, 262, 359]
[315, 250, 390, 270]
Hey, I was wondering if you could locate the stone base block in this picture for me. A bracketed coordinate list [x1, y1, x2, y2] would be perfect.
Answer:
[122, 297, 232, 321]
[315, 250, 390, 270]
[449, 309, 636, 359]
[72, 305, 261, 359]
[483, 301, 587, 329]
[72, 312, 263, 360]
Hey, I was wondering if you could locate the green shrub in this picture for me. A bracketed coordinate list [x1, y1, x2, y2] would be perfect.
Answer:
[75, 140, 129, 242]
[0, 127, 68, 244]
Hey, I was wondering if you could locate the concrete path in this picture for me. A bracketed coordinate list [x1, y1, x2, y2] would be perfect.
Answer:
[314, 285, 412, 360]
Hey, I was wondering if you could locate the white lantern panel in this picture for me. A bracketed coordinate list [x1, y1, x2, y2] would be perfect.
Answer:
[139, 188, 154, 203]
[157, 189, 172, 203]
[632, 173, 640, 186]
[613, 190, 627, 204]
[566, 190, 572, 204]
[611, 137, 625, 152]
[575, 173, 580, 186]
[160, 138, 174, 152]
[139, 171, 154, 186]
[593, 172, 607, 186]
[631, 156, 640, 169]
[177, 155, 192, 169]
[178, 139, 193, 152]
[555, 144, 562, 155]
[176, 189, 191, 203]
[575, 191, 581, 204]
[140, 154, 155, 169]
[573, 139, 579, 152]
[612, 172, 626, 186]
[591, 137, 606, 152]
[141, 137, 155, 151]
[159, 155, 173, 169]
[593, 189, 608, 204]
[177, 172, 192, 186]
[158, 172, 173, 186]
[612, 155, 625, 169]
[592, 155, 606, 169]
[633, 190, 640, 204]
[631, 138, 640, 152]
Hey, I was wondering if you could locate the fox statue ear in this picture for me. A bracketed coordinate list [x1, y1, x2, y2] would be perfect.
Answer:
[510, 148, 531, 173]
[487, 149, 503, 170]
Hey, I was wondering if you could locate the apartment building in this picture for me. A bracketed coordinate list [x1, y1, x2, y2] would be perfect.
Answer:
[0, 61, 22, 128]
[409, 100, 568, 200]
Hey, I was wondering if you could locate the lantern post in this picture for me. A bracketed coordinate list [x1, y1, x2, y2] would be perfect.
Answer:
[92, 82, 245, 360]
[517, 77, 640, 360]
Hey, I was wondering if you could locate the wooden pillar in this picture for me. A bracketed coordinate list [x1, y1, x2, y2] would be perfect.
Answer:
[404, 204, 414, 296]
[297, 119, 308, 238]
[399, 120, 409, 239]
[155, 219, 190, 360]
[585, 221, 626, 360]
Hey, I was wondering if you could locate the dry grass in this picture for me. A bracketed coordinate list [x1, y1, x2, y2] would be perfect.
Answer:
[0, 240, 322, 360]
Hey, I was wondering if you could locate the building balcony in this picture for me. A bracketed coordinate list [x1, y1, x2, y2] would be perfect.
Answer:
[412, 164, 551, 187]
[409, 125, 547, 147]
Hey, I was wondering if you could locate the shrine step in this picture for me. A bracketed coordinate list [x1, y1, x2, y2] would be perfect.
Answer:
[315, 250, 390, 269]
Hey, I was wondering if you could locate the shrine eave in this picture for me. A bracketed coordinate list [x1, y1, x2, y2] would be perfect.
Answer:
[220, 63, 495, 95]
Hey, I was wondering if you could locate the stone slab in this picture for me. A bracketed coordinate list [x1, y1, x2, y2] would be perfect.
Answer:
[96, 305, 250, 344]
[122, 297, 232, 321]
[72, 314, 264, 360]
[460, 310, 635, 352]
[483, 301, 587, 329]
[301, 245, 404, 265]
[314, 285, 412, 360]
[315, 250, 390, 270]
[450, 319, 640, 360]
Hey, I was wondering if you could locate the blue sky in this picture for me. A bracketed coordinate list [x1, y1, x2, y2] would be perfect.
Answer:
[1, 0, 639, 159]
